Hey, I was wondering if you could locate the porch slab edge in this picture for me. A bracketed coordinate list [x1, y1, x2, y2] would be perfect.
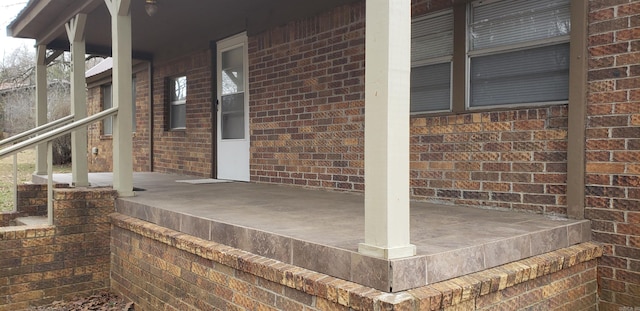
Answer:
[109, 212, 602, 310]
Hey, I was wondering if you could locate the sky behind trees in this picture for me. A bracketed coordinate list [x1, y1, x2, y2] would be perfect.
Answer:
[1, 1, 33, 62]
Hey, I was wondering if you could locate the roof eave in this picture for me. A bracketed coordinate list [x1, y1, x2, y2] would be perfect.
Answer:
[6, 0, 49, 40]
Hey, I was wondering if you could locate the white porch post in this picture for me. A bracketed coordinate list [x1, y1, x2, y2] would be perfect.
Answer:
[105, 0, 134, 197]
[65, 14, 90, 187]
[358, 0, 416, 260]
[34, 45, 48, 175]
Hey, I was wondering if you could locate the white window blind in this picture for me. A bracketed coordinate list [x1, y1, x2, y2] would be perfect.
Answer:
[470, 43, 570, 107]
[469, 0, 571, 108]
[470, 0, 571, 50]
[411, 10, 453, 113]
[411, 63, 452, 113]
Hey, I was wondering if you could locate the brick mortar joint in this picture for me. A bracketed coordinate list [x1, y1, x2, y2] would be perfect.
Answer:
[53, 188, 118, 201]
[433, 241, 604, 308]
[109, 213, 603, 310]
[0, 225, 55, 240]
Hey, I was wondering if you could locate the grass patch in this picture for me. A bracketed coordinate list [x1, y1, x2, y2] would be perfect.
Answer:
[0, 149, 71, 212]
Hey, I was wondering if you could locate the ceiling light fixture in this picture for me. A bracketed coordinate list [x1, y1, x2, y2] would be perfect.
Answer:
[145, 0, 158, 17]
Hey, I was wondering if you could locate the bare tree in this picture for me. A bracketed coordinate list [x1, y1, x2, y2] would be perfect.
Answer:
[0, 45, 35, 87]
[0, 45, 74, 163]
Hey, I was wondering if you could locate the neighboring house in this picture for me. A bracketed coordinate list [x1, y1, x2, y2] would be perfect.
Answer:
[6, 0, 639, 309]
[85, 58, 151, 172]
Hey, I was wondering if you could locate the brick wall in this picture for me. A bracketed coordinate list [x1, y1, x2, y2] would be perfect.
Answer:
[16, 184, 49, 217]
[87, 71, 151, 172]
[1, 184, 60, 226]
[0, 188, 116, 310]
[0, 213, 18, 227]
[152, 50, 213, 177]
[249, 2, 366, 191]
[249, 1, 570, 216]
[410, 107, 569, 215]
[586, 0, 640, 309]
[110, 213, 601, 311]
[410, 1, 569, 215]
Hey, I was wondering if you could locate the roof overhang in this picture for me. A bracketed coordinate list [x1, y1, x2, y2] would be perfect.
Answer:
[8, 0, 359, 61]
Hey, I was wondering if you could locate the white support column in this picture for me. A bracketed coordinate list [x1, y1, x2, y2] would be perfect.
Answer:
[65, 14, 90, 187]
[358, 0, 415, 260]
[34, 45, 48, 175]
[105, 0, 134, 197]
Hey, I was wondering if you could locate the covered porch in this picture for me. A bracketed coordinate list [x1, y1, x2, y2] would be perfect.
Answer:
[33, 172, 591, 292]
[7, 0, 593, 296]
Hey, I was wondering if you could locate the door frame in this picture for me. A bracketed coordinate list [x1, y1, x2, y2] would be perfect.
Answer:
[210, 41, 218, 178]
[215, 32, 250, 181]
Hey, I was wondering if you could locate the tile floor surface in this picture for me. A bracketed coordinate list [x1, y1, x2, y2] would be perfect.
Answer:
[36, 172, 591, 292]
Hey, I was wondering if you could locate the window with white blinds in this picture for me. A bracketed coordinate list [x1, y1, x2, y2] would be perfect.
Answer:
[410, 10, 453, 113]
[469, 0, 571, 108]
[410, 0, 572, 113]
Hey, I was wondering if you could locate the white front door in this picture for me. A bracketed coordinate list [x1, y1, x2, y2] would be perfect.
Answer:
[217, 33, 250, 181]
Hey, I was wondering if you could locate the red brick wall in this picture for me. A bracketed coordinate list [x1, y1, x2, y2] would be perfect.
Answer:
[249, 1, 570, 216]
[586, 0, 640, 309]
[110, 214, 601, 311]
[87, 71, 151, 172]
[410, 107, 569, 215]
[249, 2, 366, 191]
[152, 50, 213, 177]
[0, 188, 116, 310]
[1, 184, 65, 226]
[16, 184, 48, 217]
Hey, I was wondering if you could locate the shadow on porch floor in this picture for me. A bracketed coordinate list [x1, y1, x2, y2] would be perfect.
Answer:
[34, 172, 591, 293]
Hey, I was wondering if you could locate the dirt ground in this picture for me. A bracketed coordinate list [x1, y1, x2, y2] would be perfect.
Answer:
[27, 292, 133, 311]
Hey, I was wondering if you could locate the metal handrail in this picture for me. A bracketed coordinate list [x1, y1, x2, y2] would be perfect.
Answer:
[0, 115, 74, 214]
[0, 107, 118, 159]
[0, 115, 75, 147]
[0, 106, 119, 226]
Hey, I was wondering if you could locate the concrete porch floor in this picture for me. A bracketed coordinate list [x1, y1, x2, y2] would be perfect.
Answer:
[35, 172, 591, 292]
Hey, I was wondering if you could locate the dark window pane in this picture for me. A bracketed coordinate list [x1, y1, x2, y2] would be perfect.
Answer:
[221, 93, 245, 139]
[470, 43, 570, 107]
[170, 103, 186, 129]
[411, 63, 451, 113]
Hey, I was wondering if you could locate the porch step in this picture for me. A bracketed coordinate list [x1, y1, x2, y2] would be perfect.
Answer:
[14, 216, 48, 227]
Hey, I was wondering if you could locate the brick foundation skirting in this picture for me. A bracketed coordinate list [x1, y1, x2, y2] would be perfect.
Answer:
[110, 213, 602, 310]
[0, 188, 116, 311]
[0, 184, 60, 226]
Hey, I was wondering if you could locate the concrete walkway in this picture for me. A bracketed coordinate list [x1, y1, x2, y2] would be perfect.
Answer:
[36, 172, 591, 292]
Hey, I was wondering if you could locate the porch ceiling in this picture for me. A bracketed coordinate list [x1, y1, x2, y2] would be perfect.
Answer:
[8, 0, 357, 60]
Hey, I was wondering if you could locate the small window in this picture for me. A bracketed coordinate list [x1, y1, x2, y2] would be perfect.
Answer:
[132, 78, 137, 132]
[102, 85, 113, 135]
[169, 76, 187, 130]
[411, 10, 453, 113]
[468, 0, 571, 108]
[101, 79, 136, 136]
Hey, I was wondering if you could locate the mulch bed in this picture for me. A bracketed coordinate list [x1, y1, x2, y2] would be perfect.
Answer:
[27, 292, 133, 311]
